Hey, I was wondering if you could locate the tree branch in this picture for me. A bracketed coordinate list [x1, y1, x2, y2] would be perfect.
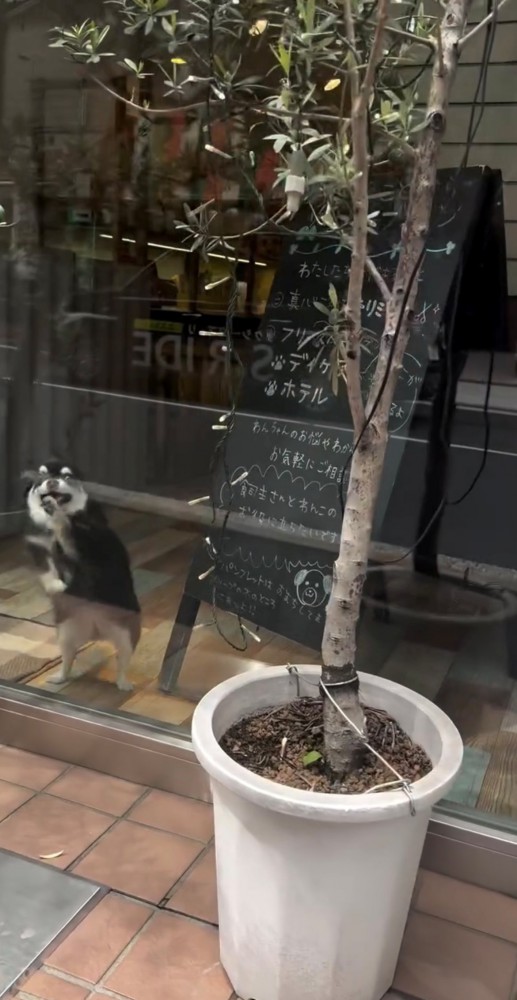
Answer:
[384, 24, 436, 49]
[342, 0, 389, 435]
[458, 0, 510, 49]
[92, 74, 206, 115]
[435, 25, 445, 76]
[365, 257, 391, 302]
[368, 0, 471, 418]
[91, 72, 362, 126]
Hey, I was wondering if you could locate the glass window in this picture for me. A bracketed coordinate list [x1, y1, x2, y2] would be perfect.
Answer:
[0, 0, 515, 838]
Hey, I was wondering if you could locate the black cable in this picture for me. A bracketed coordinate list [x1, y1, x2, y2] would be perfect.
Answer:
[385, 177, 496, 562]
[209, 269, 250, 652]
[446, 347, 493, 504]
[338, 243, 427, 517]
[375, 344, 494, 566]
[198, 5, 249, 652]
[382, 259, 465, 564]
[461, 0, 497, 169]
[385, 0, 497, 561]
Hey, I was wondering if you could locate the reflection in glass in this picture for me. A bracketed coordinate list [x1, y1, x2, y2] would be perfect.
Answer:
[0, 0, 515, 839]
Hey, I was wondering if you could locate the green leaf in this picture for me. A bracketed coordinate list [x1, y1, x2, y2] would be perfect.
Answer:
[307, 142, 332, 162]
[306, 0, 316, 32]
[273, 135, 290, 153]
[303, 750, 322, 767]
[409, 117, 428, 133]
[275, 42, 291, 75]
[380, 99, 392, 119]
[162, 15, 176, 36]
[301, 133, 332, 147]
[328, 283, 338, 308]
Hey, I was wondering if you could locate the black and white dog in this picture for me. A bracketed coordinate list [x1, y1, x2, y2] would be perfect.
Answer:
[24, 461, 141, 691]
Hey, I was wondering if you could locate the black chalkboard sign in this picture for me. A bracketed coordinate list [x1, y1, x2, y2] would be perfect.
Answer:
[183, 414, 420, 648]
[166, 167, 500, 668]
[239, 167, 489, 429]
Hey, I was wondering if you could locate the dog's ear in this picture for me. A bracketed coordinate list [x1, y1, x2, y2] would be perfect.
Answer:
[58, 460, 83, 480]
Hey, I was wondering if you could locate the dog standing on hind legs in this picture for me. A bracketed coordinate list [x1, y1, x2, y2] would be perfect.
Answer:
[24, 461, 141, 691]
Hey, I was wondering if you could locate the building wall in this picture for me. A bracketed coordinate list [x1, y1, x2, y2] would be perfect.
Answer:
[438, 0, 517, 295]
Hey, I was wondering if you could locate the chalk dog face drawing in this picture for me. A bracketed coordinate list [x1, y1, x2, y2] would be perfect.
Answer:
[24, 461, 141, 691]
[294, 568, 332, 608]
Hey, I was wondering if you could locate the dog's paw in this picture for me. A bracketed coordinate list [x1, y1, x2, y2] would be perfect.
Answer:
[48, 669, 69, 685]
[46, 578, 67, 595]
[116, 677, 134, 692]
[41, 496, 58, 515]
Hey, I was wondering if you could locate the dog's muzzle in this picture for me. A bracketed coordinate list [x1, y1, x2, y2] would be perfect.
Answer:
[40, 479, 72, 504]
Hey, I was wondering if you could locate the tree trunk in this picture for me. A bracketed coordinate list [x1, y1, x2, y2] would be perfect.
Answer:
[322, 0, 473, 776]
[322, 419, 390, 774]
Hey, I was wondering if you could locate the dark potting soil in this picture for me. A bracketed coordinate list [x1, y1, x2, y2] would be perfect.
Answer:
[221, 697, 432, 794]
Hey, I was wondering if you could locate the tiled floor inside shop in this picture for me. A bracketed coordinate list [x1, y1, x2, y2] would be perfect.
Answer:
[0, 507, 517, 820]
[1, 746, 517, 1000]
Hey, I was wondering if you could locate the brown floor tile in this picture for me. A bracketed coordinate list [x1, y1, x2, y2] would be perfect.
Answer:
[21, 969, 89, 1000]
[0, 779, 34, 820]
[0, 794, 114, 868]
[120, 685, 194, 725]
[0, 747, 68, 790]
[167, 848, 217, 924]
[83, 996, 126, 1000]
[105, 911, 232, 1000]
[415, 870, 517, 944]
[73, 820, 203, 903]
[48, 893, 152, 983]
[83, 992, 131, 1000]
[394, 911, 517, 1000]
[129, 790, 213, 842]
[47, 767, 146, 817]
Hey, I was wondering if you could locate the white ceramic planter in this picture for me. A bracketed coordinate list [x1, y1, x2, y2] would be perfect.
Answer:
[192, 666, 463, 1000]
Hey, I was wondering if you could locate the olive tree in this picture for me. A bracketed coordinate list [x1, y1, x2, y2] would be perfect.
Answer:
[48, 0, 503, 774]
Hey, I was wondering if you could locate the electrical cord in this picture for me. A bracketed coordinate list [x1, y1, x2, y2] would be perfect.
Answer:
[209, 269, 250, 652]
[460, 0, 497, 170]
[384, 182, 497, 563]
[383, 0, 497, 562]
[338, 243, 427, 517]
[381, 260, 465, 564]
[446, 347, 494, 505]
[194, 9, 250, 652]
[372, 343, 493, 566]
